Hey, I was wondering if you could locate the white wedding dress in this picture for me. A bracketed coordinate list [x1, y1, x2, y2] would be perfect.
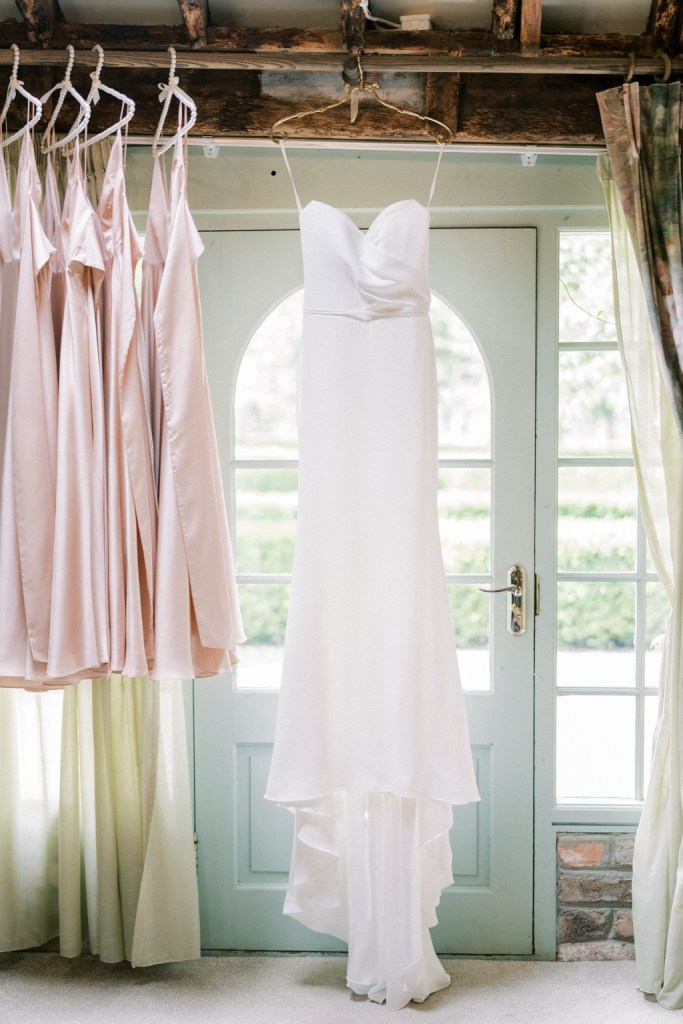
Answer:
[265, 146, 479, 1009]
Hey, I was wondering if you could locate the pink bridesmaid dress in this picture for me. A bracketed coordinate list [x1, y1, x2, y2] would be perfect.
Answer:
[41, 157, 66, 367]
[98, 133, 156, 677]
[146, 134, 244, 679]
[47, 145, 109, 681]
[0, 136, 60, 688]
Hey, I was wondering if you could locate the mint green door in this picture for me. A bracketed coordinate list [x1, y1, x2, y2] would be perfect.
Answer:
[193, 226, 536, 954]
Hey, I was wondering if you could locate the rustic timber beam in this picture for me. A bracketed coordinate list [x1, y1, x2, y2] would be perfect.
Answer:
[0, 59, 615, 145]
[647, 0, 683, 50]
[491, 0, 519, 42]
[0, 23, 659, 59]
[341, 0, 366, 52]
[177, 0, 209, 50]
[0, 47, 679, 77]
[520, 0, 542, 55]
[425, 73, 460, 135]
[14, 0, 60, 43]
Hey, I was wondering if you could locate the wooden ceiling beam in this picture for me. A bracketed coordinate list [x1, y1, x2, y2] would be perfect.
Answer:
[0, 60, 614, 146]
[425, 72, 461, 136]
[520, 0, 542, 55]
[14, 0, 60, 43]
[0, 23, 656, 60]
[0, 48, 676, 77]
[647, 0, 683, 50]
[177, 0, 209, 49]
[341, 0, 365, 52]
[491, 0, 520, 41]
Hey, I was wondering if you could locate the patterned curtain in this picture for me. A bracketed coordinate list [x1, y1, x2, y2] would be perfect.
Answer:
[598, 82, 683, 1008]
[598, 82, 683, 435]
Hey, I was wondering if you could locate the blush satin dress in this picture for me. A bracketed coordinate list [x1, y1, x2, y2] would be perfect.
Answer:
[265, 146, 480, 1009]
[0, 135, 58, 688]
[147, 134, 245, 678]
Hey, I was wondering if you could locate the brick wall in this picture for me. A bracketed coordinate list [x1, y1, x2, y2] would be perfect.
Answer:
[556, 833, 635, 961]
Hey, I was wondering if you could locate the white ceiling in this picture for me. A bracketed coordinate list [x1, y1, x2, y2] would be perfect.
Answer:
[0, 0, 653, 33]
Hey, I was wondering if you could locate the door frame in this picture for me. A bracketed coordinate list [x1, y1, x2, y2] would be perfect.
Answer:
[192, 224, 536, 954]
[145, 142, 615, 960]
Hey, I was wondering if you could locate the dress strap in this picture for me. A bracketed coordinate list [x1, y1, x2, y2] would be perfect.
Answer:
[427, 144, 446, 208]
[279, 140, 303, 213]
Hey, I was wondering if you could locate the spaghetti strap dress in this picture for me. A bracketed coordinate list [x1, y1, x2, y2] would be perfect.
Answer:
[265, 146, 480, 1009]
[98, 132, 157, 677]
[0, 135, 58, 687]
[150, 133, 245, 678]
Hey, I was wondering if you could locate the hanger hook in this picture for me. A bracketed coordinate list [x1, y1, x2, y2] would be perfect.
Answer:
[168, 46, 177, 82]
[10, 43, 20, 82]
[63, 44, 75, 84]
[91, 43, 105, 82]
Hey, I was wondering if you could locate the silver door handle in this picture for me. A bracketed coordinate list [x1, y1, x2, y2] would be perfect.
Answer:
[478, 564, 527, 635]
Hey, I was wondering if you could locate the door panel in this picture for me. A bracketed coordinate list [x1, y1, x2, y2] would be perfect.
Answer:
[194, 227, 536, 954]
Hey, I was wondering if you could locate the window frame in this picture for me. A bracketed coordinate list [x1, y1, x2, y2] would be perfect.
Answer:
[549, 226, 658, 825]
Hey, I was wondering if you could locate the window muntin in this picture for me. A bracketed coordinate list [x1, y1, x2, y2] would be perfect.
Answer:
[556, 231, 662, 805]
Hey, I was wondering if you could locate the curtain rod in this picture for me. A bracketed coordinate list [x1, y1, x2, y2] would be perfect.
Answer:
[0, 49, 679, 77]
[123, 136, 606, 156]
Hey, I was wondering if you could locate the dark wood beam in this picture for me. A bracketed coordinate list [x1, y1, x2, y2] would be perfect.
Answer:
[520, 0, 542, 55]
[0, 22, 657, 60]
[341, 0, 366, 52]
[14, 0, 59, 43]
[177, 0, 209, 50]
[0, 63, 612, 145]
[492, 0, 519, 41]
[0, 47, 675, 77]
[647, 0, 683, 49]
[425, 73, 461, 137]
[457, 72, 606, 144]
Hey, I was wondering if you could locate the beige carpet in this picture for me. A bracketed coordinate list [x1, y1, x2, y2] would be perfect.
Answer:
[0, 953, 662, 1023]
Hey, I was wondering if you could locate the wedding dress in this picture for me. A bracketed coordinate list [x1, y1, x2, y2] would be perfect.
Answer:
[266, 146, 479, 1009]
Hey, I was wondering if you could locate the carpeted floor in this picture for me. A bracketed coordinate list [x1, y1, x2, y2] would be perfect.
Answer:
[0, 953, 663, 1023]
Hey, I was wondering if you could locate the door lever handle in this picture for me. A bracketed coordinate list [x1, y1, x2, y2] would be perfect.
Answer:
[477, 565, 527, 635]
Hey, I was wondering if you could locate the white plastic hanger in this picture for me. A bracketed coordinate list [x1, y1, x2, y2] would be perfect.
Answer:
[67, 44, 136, 149]
[153, 46, 197, 157]
[40, 44, 91, 154]
[0, 44, 43, 148]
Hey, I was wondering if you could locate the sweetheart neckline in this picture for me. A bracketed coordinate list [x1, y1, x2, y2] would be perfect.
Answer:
[300, 198, 429, 235]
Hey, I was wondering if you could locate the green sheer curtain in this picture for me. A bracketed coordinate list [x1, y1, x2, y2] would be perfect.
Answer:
[0, 678, 201, 965]
[598, 82, 683, 1007]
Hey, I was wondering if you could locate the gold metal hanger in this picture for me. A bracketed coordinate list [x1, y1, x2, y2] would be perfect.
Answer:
[270, 54, 453, 145]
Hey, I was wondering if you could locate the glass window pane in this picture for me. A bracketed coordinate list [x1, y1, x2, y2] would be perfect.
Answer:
[645, 581, 670, 690]
[438, 468, 490, 574]
[433, 295, 491, 459]
[557, 466, 637, 572]
[448, 584, 490, 692]
[644, 694, 659, 797]
[235, 290, 302, 460]
[556, 695, 636, 802]
[557, 581, 636, 688]
[559, 232, 617, 345]
[558, 350, 631, 457]
[235, 584, 290, 691]
[235, 468, 298, 575]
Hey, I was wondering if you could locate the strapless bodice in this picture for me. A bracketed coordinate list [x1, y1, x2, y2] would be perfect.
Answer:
[300, 199, 431, 320]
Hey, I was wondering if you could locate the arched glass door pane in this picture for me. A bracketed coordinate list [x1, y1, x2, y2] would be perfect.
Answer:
[233, 292, 493, 691]
[432, 294, 492, 693]
[235, 290, 302, 461]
